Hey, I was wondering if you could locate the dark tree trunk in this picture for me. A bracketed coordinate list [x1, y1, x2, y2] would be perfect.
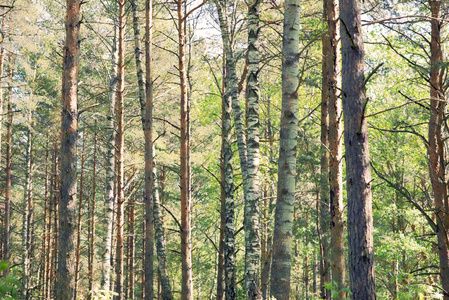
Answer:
[340, 0, 376, 296]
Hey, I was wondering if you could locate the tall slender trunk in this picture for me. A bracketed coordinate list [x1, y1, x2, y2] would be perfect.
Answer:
[245, 0, 262, 298]
[325, 0, 345, 297]
[47, 141, 54, 299]
[428, 0, 449, 297]
[74, 133, 86, 300]
[340, 0, 376, 296]
[53, 143, 60, 299]
[42, 135, 49, 299]
[216, 48, 226, 300]
[88, 129, 97, 300]
[215, 2, 236, 299]
[319, 4, 330, 296]
[152, 157, 173, 300]
[22, 111, 34, 300]
[102, 9, 118, 292]
[115, 0, 126, 297]
[144, 0, 154, 298]
[57, 0, 81, 297]
[0, 33, 4, 171]
[178, 0, 193, 298]
[4, 58, 13, 275]
[128, 198, 135, 300]
[270, 0, 301, 297]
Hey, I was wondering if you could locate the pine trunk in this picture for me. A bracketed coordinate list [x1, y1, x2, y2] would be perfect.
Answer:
[4, 59, 13, 276]
[340, 0, 376, 296]
[115, 0, 126, 297]
[319, 3, 330, 295]
[325, 0, 345, 297]
[144, 0, 154, 297]
[57, 0, 81, 297]
[270, 0, 301, 297]
[428, 0, 449, 297]
[178, 0, 193, 298]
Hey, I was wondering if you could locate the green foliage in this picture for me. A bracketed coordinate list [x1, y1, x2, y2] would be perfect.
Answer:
[0, 262, 21, 300]
[324, 281, 351, 300]
[85, 289, 118, 300]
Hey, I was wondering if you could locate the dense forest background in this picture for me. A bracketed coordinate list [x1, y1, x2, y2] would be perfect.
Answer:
[0, 0, 447, 298]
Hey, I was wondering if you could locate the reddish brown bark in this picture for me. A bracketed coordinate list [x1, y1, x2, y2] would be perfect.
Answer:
[56, 0, 81, 297]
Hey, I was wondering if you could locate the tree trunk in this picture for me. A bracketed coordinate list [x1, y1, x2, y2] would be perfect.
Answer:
[74, 133, 86, 300]
[128, 198, 135, 300]
[144, 0, 154, 298]
[115, 0, 126, 297]
[325, 0, 345, 297]
[102, 7, 118, 292]
[4, 58, 12, 276]
[153, 157, 174, 300]
[319, 3, 331, 296]
[270, 0, 301, 297]
[47, 141, 54, 299]
[88, 128, 97, 300]
[57, 0, 81, 297]
[178, 0, 193, 298]
[217, 68, 226, 300]
[245, 0, 262, 298]
[215, 2, 237, 299]
[340, 0, 376, 296]
[428, 0, 449, 297]
[22, 111, 34, 300]
[42, 135, 50, 299]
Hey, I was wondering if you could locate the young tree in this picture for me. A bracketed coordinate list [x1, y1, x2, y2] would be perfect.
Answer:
[270, 0, 301, 298]
[144, 0, 154, 298]
[324, 0, 345, 297]
[56, 0, 82, 298]
[340, 0, 376, 297]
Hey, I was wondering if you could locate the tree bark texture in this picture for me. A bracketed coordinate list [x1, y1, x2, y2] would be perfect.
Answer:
[144, 0, 154, 298]
[22, 111, 34, 300]
[340, 0, 376, 296]
[153, 155, 174, 300]
[428, 0, 449, 297]
[245, 0, 262, 298]
[74, 133, 86, 300]
[178, 0, 193, 298]
[319, 18, 331, 298]
[57, 0, 81, 298]
[325, 0, 345, 297]
[215, 2, 237, 298]
[102, 9, 118, 292]
[4, 59, 12, 276]
[270, 0, 300, 298]
[115, 0, 125, 298]
[88, 129, 97, 300]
